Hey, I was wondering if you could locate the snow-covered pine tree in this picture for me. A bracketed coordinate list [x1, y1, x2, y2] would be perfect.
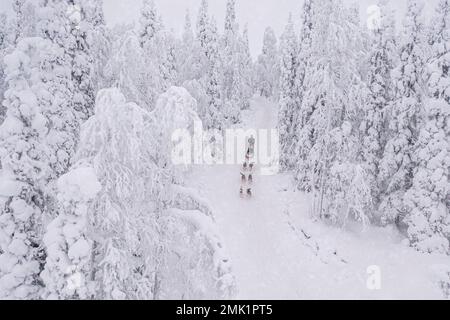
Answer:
[404, 0, 450, 254]
[139, 0, 176, 101]
[221, 0, 242, 124]
[139, 0, 162, 48]
[360, 0, 397, 219]
[182, 10, 194, 51]
[196, 0, 209, 53]
[10, 0, 37, 42]
[67, 0, 97, 122]
[295, 0, 314, 115]
[37, 0, 79, 178]
[177, 10, 209, 122]
[0, 37, 65, 299]
[159, 31, 179, 90]
[0, 13, 10, 124]
[379, 0, 426, 226]
[255, 27, 279, 99]
[238, 25, 253, 109]
[291, 0, 315, 178]
[83, 0, 111, 95]
[278, 14, 299, 171]
[179, 10, 204, 83]
[204, 17, 224, 130]
[105, 27, 158, 112]
[11, 0, 26, 43]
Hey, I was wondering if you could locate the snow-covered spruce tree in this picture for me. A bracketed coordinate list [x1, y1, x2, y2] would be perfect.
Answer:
[295, 0, 372, 226]
[403, 0, 450, 254]
[238, 26, 254, 110]
[278, 14, 299, 171]
[105, 27, 159, 112]
[67, 0, 97, 122]
[11, 0, 26, 43]
[139, 0, 162, 48]
[83, 0, 111, 95]
[360, 0, 397, 219]
[290, 0, 315, 178]
[178, 10, 205, 83]
[0, 38, 66, 299]
[221, 0, 242, 124]
[295, 0, 314, 119]
[159, 31, 179, 90]
[139, 0, 176, 100]
[196, 0, 209, 53]
[37, 0, 79, 179]
[0, 13, 11, 124]
[204, 17, 225, 131]
[379, 0, 426, 226]
[10, 0, 38, 43]
[256, 27, 279, 99]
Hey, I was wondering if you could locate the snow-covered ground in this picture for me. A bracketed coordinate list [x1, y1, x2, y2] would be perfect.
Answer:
[186, 97, 450, 300]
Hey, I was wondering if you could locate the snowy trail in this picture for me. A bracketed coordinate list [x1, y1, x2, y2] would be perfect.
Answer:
[189, 97, 309, 299]
[187, 97, 450, 300]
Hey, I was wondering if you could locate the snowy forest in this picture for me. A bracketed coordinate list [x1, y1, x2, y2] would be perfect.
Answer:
[0, 0, 449, 300]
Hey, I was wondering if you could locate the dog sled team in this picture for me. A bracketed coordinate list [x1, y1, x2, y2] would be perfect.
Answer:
[240, 135, 256, 198]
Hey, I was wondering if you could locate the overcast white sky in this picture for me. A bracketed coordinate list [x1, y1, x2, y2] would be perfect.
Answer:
[0, 0, 440, 57]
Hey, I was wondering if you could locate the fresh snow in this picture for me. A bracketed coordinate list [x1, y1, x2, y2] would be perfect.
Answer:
[187, 97, 450, 300]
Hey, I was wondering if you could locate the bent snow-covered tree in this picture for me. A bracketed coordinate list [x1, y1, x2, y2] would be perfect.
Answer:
[42, 88, 235, 300]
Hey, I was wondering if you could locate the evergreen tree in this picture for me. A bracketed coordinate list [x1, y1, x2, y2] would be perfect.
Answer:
[204, 17, 224, 130]
[12, 0, 26, 43]
[37, 0, 79, 178]
[360, 0, 397, 218]
[159, 31, 179, 90]
[221, 0, 241, 124]
[238, 26, 254, 109]
[139, 0, 177, 101]
[196, 0, 209, 52]
[278, 14, 298, 171]
[379, 0, 426, 225]
[294, 0, 371, 226]
[291, 0, 315, 178]
[105, 28, 158, 111]
[139, 0, 162, 48]
[255, 27, 279, 99]
[295, 0, 314, 112]
[178, 10, 204, 83]
[404, 0, 450, 254]
[0, 37, 65, 299]
[70, 0, 96, 121]
[0, 13, 10, 124]
[84, 0, 111, 94]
